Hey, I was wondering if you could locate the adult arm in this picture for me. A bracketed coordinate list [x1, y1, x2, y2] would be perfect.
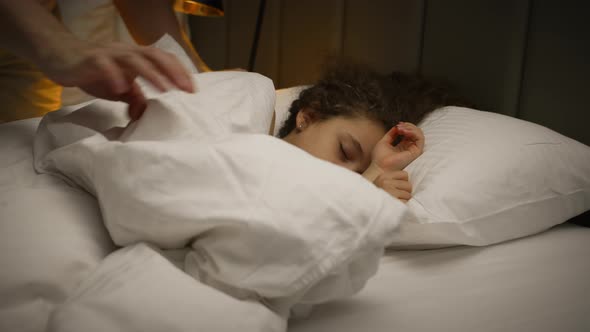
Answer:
[0, 0, 75, 72]
[0, 0, 194, 119]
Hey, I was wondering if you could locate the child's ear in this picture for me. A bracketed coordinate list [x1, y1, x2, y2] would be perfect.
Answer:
[296, 107, 316, 130]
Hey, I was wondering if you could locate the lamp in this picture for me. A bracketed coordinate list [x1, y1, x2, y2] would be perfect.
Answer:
[173, 0, 224, 17]
[174, 0, 267, 72]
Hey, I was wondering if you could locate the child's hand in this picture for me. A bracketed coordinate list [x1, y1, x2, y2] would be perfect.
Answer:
[373, 170, 412, 203]
[371, 122, 425, 172]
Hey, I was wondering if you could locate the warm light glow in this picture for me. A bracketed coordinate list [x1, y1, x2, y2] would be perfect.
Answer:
[173, 0, 224, 17]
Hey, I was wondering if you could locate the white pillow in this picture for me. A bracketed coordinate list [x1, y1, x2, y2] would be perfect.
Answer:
[392, 106, 590, 248]
[274, 90, 590, 248]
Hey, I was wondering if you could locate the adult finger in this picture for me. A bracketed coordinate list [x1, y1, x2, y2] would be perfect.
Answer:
[119, 81, 147, 121]
[76, 55, 129, 97]
[141, 47, 194, 93]
[116, 51, 172, 92]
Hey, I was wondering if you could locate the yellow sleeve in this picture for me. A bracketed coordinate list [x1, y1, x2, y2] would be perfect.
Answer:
[0, 49, 62, 123]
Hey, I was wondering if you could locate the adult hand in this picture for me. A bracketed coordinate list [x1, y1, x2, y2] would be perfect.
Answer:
[41, 41, 195, 120]
[1, 0, 197, 120]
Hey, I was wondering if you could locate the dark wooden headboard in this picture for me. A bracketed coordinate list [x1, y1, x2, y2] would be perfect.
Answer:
[189, 0, 590, 145]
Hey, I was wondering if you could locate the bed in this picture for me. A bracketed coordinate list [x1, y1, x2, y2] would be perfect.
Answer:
[289, 224, 590, 332]
[2, 2, 590, 332]
[1, 111, 589, 332]
[297, 223, 590, 331]
[1, 84, 589, 332]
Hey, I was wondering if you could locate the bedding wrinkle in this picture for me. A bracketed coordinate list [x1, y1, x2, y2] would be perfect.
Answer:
[47, 243, 287, 332]
[0, 283, 66, 310]
[56, 247, 154, 306]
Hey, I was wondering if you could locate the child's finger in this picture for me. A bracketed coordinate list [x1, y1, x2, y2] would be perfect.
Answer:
[381, 170, 409, 180]
[385, 188, 411, 201]
[381, 178, 412, 193]
[381, 125, 400, 145]
[397, 123, 425, 151]
[397, 123, 420, 140]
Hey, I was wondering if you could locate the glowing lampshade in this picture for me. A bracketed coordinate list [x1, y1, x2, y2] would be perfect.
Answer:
[174, 0, 224, 17]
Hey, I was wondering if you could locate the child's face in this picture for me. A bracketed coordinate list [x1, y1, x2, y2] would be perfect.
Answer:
[285, 113, 385, 174]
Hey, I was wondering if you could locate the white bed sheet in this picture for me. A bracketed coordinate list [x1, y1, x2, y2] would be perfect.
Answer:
[289, 222, 590, 332]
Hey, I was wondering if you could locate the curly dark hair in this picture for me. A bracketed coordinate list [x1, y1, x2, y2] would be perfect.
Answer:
[384, 70, 474, 125]
[277, 63, 472, 138]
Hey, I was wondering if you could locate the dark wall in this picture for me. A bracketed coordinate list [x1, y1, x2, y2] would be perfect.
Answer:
[189, 0, 590, 145]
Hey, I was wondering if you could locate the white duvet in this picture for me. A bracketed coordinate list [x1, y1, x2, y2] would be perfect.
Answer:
[29, 71, 408, 331]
